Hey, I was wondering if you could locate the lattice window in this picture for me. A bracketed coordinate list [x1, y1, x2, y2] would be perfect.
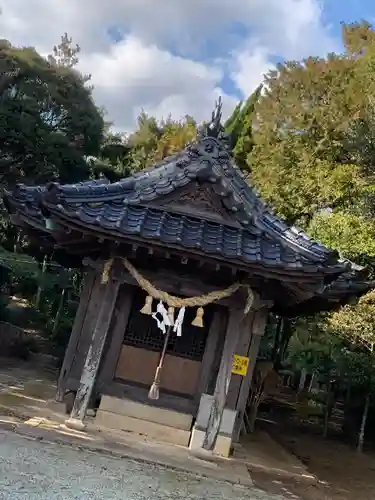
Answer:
[123, 288, 212, 361]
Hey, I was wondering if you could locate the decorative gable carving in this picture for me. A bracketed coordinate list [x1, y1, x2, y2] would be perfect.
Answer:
[151, 184, 237, 224]
[177, 186, 219, 211]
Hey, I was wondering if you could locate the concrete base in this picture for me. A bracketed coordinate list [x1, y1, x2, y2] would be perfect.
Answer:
[95, 410, 191, 446]
[188, 394, 237, 458]
[189, 427, 232, 457]
[65, 417, 86, 431]
[99, 396, 192, 430]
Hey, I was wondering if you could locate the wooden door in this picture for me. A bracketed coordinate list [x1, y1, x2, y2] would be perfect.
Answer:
[115, 288, 213, 397]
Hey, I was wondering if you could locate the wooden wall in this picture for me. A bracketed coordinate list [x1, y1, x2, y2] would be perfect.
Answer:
[116, 345, 202, 396]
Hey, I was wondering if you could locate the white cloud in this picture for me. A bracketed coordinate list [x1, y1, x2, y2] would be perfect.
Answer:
[231, 46, 273, 98]
[78, 37, 238, 132]
[0, 0, 337, 132]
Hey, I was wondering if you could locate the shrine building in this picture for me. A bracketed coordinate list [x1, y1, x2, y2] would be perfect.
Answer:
[3, 102, 373, 456]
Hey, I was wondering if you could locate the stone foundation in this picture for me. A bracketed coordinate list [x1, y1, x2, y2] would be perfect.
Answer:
[94, 396, 192, 446]
[189, 428, 232, 457]
[189, 393, 237, 458]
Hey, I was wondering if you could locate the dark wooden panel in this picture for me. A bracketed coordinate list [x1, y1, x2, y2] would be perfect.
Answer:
[97, 284, 133, 387]
[196, 307, 227, 406]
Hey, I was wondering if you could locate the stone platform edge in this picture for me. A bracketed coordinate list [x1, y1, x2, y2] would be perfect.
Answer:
[0, 419, 254, 488]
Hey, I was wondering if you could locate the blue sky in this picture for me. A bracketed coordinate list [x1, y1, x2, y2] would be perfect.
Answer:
[323, 0, 374, 32]
[0, 0, 374, 132]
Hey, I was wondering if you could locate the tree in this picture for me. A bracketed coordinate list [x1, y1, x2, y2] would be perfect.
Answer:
[225, 85, 262, 171]
[87, 131, 134, 182]
[328, 291, 375, 451]
[308, 210, 375, 272]
[48, 32, 91, 83]
[249, 22, 375, 226]
[224, 100, 242, 138]
[0, 39, 104, 186]
[127, 113, 197, 171]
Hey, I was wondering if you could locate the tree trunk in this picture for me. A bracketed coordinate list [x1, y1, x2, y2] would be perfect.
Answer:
[35, 255, 47, 309]
[298, 369, 307, 393]
[308, 372, 315, 392]
[272, 316, 283, 364]
[357, 392, 370, 453]
[323, 381, 333, 439]
[52, 288, 65, 337]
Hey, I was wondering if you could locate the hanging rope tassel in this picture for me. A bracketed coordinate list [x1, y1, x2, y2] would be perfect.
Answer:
[140, 295, 153, 315]
[148, 367, 161, 400]
[148, 325, 172, 400]
[192, 307, 204, 327]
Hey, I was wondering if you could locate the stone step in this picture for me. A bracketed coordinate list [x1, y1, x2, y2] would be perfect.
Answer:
[99, 395, 193, 431]
[95, 410, 191, 447]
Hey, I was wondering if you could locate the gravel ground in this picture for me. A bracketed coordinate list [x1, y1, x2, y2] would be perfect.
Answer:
[0, 431, 290, 500]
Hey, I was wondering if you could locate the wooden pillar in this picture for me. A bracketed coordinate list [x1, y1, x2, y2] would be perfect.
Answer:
[226, 311, 255, 409]
[65, 261, 120, 430]
[202, 308, 243, 451]
[232, 308, 268, 442]
[56, 269, 95, 402]
[195, 308, 226, 406]
[96, 285, 133, 390]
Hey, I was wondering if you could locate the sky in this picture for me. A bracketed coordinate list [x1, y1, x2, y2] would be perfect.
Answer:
[0, 0, 374, 133]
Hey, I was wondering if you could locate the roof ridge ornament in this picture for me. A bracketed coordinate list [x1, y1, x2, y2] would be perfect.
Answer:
[197, 97, 231, 150]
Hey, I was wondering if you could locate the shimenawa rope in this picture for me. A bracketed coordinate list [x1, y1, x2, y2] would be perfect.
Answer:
[101, 257, 254, 399]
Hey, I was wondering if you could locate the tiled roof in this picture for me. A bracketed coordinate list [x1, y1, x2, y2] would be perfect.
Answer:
[283, 271, 375, 315]
[51, 204, 342, 272]
[5, 134, 348, 275]
[3, 107, 374, 312]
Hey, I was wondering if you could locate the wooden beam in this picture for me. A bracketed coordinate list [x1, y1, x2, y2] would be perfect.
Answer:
[55, 268, 95, 401]
[232, 308, 268, 442]
[202, 308, 244, 451]
[82, 256, 238, 306]
[65, 260, 120, 430]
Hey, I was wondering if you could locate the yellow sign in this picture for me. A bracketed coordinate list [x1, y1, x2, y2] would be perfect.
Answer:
[231, 354, 249, 376]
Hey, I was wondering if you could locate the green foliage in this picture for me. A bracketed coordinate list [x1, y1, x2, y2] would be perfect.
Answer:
[224, 86, 262, 171]
[287, 314, 342, 376]
[308, 210, 375, 269]
[328, 290, 375, 352]
[248, 22, 375, 225]
[127, 113, 197, 171]
[0, 39, 104, 186]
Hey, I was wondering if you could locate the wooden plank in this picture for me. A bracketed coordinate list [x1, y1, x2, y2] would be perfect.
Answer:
[97, 285, 133, 388]
[226, 311, 255, 409]
[115, 345, 202, 396]
[232, 308, 268, 442]
[66, 263, 120, 429]
[202, 308, 244, 451]
[195, 308, 225, 406]
[55, 269, 95, 401]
